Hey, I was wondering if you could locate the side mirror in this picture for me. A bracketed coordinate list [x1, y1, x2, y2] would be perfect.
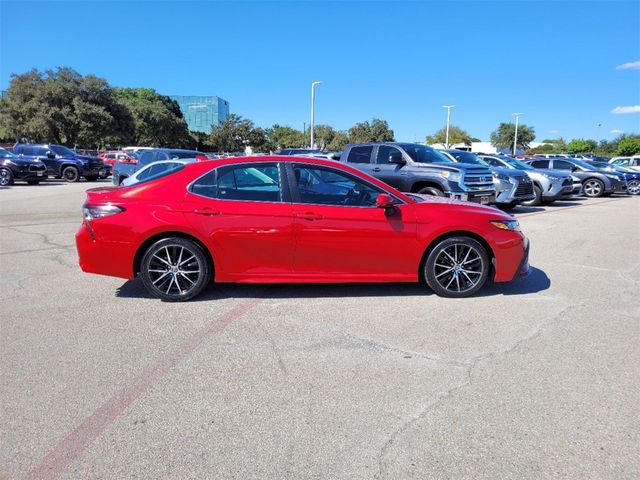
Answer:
[571, 166, 578, 172]
[376, 193, 396, 215]
[388, 154, 406, 165]
[46, 151, 55, 159]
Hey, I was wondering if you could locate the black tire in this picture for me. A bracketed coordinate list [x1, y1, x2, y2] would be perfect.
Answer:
[62, 166, 80, 182]
[417, 186, 444, 196]
[0, 168, 14, 186]
[27, 180, 41, 185]
[84, 175, 99, 182]
[424, 236, 489, 298]
[582, 178, 604, 197]
[140, 237, 211, 302]
[522, 185, 542, 206]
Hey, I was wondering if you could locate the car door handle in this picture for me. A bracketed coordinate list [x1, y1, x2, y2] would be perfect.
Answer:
[296, 212, 323, 221]
[192, 207, 220, 216]
[371, 167, 381, 172]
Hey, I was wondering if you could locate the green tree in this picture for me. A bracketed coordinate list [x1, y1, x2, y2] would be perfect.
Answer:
[312, 124, 336, 149]
[0, 68, 134, 147]
[348, 118, 394, 143]
[327, 131, 349, 151]
[426, 125, 473, 146]
[210, 114, 265, 152]
[266, 125, 304, 149]
[566, 138, 597, 153]
[489, 122, 535, 151]
[115, 88, 191, 147]
[528, 137, 567, 154]
[616, 135, 640, 156]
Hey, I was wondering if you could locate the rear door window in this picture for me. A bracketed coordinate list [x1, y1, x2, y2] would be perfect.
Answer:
[215, 164, 281, 202]
[530, 160, 549, 168]
[552, 160, 574, 170]
[346, 146, 373, 164]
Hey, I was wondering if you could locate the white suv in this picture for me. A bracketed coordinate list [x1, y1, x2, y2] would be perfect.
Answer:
[610, 156, 640, 172]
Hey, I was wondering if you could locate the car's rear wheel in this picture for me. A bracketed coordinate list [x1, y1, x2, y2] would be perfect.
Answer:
[522, 185, 542, 206]
[424, 236, 489, 298]
[417, 186, 444, 196]
[0, 168, 14, 186]
[583, 178, 604, 197]
[140, 237, 210, 302]
[627, 179, 640, 195]
[62, 166, 80, 182]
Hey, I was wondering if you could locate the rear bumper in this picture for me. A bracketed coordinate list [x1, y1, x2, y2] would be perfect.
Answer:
[75, 221, 135, 280]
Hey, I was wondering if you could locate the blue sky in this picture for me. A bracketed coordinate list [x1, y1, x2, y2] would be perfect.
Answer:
[1, 0, 639, 142]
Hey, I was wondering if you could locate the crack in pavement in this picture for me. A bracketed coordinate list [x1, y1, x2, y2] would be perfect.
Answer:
[1, 225, 72, 249]
[374, 303, 578, 480]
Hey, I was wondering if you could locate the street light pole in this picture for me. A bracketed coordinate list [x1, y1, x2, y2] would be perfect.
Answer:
[512, 112, 523, 156]
[442, 105, 455, 148]
[310, 81, 322, 149]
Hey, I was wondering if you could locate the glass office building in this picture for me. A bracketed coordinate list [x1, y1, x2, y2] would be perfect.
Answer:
[169, 95, 229, 133]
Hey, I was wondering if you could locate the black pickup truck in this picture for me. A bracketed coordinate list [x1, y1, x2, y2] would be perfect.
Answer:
[338, 143, 495, 204]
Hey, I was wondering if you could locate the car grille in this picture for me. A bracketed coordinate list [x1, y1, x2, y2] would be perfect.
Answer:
[562, 178, 572, 186]
[462, 168, 494, 190]
[28, 164, 46, 172]
[515, 177, 534, 196]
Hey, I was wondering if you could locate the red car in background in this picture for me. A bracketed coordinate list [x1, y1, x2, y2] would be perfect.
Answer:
[76, 156, 530, 301]
[98, 151, 137, 166]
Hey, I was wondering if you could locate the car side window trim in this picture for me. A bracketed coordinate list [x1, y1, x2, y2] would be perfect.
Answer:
[284, 162, 406, 208]
[187, 161, 292, 204]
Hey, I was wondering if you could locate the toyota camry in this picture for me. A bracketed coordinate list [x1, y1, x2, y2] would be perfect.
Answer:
[76, 156, 530, 301]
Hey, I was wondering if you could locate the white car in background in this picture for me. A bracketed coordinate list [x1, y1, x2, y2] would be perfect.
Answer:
[121, 159, 195, 187]
[609, 156, 640, 172]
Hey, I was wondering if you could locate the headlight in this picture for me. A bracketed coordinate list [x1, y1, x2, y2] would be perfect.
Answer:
[490, 219, 521, 231]
[83, 204, 125, 221]
[492, 172, 510, 181]
[540, 173, 559, 181]
[440, 171, 460, 182]
[604, 174, 621, 180]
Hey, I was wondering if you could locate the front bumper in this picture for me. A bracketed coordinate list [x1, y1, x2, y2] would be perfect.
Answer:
[494, 178, 535, 205]
[511, 238, 530, 281]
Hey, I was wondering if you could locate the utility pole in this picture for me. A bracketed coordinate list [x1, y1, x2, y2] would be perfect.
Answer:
[442, 105, 455, 148]
[310, 81, 322, 149]
[512, 113, 523, 155]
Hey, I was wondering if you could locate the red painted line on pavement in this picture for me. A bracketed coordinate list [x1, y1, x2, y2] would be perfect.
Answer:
[25, 298, 262, 480]
[517, 196, 633, 218]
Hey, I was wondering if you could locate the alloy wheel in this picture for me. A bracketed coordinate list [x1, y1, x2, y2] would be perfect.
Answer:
[583, 179, 603, 197]
[627, 179, 640, 195]
[140, 238, 211, 301]
[147, 244, 203, 296]
[0, 169, 12, 186]
[432, 242, 485, 294]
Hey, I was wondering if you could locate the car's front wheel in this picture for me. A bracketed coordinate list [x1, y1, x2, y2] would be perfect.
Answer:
[140, 237, 211, 302]
[424, 236, 489, 298]
[417, 186, 444, 196]
[582, 178, 604, 197]
[522, 185, 542, 206]
[0, 168, 14, 186]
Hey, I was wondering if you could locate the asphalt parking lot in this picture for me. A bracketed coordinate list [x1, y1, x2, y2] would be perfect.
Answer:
[1, 180, 639, 480]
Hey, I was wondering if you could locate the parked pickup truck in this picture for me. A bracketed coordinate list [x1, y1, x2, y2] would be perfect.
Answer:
[112, 148, 203, 185]
[337, 143, 495, 204]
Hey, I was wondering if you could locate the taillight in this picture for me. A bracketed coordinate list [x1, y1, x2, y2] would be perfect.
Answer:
[83, 204, 125, 221]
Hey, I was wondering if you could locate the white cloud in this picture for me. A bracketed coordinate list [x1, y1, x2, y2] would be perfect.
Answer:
[610, 129, 624, 134]
[616, 60, 640, 70]
[610, 105, 640, 114]
[549, 129, 559, 134]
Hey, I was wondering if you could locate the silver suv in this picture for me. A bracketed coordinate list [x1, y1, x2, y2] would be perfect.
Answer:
[479, 154, 574, 206]
[441, 150, 535, 209]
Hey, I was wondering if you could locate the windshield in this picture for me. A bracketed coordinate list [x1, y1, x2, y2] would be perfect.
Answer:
[570, 158, 599, 170]
[50, 145, 77, 156]
[0, 148, 17, 159]
[447, 150, 490, 167]
[499, 156, 534, 170]
[401, 144, 452, 163]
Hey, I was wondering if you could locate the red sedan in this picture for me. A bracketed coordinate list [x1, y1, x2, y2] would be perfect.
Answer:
[98, 151, 137, 166]
[76, 156, 530, 301]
